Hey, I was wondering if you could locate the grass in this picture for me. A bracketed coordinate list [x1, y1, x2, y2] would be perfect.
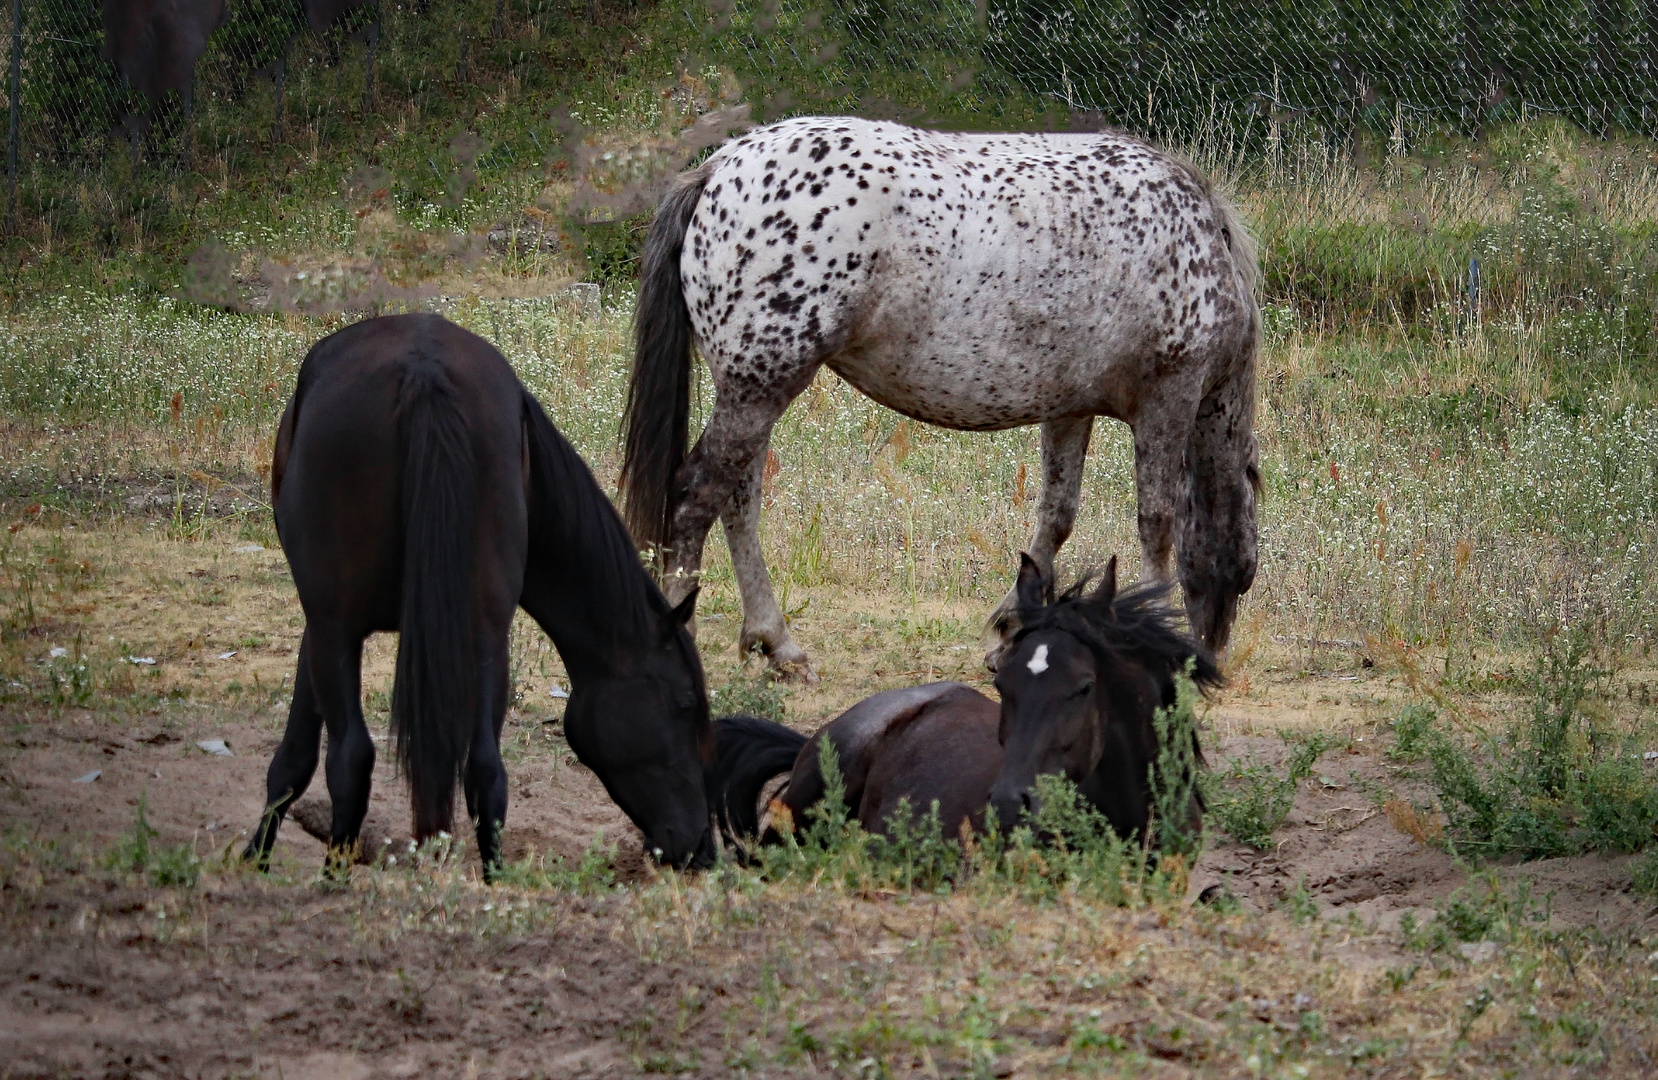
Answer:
[3, 799, 1655, 1076]
[4, 42, 1658, 1071]
[1387, 627, 1658, 862]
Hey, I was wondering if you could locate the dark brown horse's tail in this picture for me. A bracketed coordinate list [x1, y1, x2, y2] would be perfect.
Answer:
[391, 354, 478, 840]
[710, 714, 806, 846]
[621, 162, 712, 553]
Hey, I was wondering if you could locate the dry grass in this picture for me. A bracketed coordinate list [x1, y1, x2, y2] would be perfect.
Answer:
[4, 121, 1658, 1076]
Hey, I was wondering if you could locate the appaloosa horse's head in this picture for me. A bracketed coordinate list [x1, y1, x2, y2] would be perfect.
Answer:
[989, 555, 1222, 843]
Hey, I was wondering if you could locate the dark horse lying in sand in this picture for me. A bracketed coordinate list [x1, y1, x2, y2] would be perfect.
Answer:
[711, 556, 1221, 849]
[243, 313, 716, 877]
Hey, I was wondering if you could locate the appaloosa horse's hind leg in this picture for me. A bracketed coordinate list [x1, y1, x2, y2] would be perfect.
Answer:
[984, 416, 1094, 669]
[244, 629, 324, 868]
[719, 433, 814, 680]
[665, 385, 803, 673]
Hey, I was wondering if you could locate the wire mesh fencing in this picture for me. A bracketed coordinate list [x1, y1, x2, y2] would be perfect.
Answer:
[690, 0, 1658, 145]
[2, 0, 1653, 229]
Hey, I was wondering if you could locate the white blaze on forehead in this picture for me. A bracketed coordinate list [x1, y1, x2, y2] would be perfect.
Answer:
[1026, 643, 1050, 675]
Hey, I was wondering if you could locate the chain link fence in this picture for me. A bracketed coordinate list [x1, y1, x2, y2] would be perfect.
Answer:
[692, 0, 1658, 144]
[1, 0, 1650, 227]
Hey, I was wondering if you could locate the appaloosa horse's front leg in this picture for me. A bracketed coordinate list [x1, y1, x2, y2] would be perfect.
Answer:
[720, 434, 816, 681]
[984, 416, 1094, 669]
[1178, 361, 1260, 654]
[1131, 393, 1204, 588]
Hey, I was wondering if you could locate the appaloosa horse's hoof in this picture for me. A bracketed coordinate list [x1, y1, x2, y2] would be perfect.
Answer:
[769, 653, 820, 685]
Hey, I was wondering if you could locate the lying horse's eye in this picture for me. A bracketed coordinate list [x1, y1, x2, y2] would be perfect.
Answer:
[1073, 681, 1095, 699]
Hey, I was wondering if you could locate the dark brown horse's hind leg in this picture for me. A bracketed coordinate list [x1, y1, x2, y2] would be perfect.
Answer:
[311, 627, 376, 866]
[244, 629, 324, 868]
[463, 629, 511, 880]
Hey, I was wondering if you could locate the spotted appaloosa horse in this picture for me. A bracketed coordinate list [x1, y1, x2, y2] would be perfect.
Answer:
[623, 116, 1262, 680]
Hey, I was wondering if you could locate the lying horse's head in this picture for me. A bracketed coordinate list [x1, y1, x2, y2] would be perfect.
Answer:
[989, 555, 1222, 841]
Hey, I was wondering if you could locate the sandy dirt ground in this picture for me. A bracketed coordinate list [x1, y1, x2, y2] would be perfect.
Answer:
[2, 526, 1655, 1078]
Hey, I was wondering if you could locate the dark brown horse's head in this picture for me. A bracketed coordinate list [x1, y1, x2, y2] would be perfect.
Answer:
[561, 589, 716, 869]
[989, 554, 1221, 840]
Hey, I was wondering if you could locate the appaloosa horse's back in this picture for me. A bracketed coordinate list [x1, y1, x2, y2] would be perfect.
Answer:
[623, 116, 1261, 680]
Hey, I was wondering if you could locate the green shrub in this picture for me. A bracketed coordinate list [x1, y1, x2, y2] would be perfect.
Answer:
[1631, 849, 1658, 897]
[710, 672, 788, 722]
[1207, 732, 1333, 849]
[752, 737, 1152, 903]
[1397, 629, 1658, 861]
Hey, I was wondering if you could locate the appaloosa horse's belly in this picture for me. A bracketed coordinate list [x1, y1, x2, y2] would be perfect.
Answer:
[682, 117, 1248, 429]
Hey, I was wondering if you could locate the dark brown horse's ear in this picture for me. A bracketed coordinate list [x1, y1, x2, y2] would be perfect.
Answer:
[1089, 555, 1118, 608]
[1015, 552, 1049, 614]
[669, 587, 699, 626]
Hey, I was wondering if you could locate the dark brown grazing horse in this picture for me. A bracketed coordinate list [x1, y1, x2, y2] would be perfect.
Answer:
[101, 0, 227, 159]
[711, 556, 1221, 848]
[243, 313, 715, 877]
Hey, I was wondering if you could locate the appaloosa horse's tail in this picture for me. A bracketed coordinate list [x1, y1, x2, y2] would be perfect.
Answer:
[622, 163, 713, 553]
[391, 356, 479, 840]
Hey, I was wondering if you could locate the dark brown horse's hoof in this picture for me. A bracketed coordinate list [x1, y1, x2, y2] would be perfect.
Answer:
[1197, 883, 1236, 907]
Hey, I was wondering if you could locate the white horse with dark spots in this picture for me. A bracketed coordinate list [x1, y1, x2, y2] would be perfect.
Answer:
[622, 115, 1261, 680]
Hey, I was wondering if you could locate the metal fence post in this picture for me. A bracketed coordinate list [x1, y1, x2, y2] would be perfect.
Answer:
[7, 0, 19, 235]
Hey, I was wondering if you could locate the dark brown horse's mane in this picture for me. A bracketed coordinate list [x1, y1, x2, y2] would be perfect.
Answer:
[1014, 574, 1224, 697]
[523, 391, 684, 637]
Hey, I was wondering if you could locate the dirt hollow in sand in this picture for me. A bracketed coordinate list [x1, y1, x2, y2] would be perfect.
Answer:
[4, 691, 1654, 1078]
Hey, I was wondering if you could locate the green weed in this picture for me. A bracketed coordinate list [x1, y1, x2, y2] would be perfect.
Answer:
[1396, 628, 1658, 860]
[1150, 664, 1207, 861]
[1207, 732, 1334, 849]
[107, 794, 201, 890]
[492, 834, 618, 894]
[710, 671, 788, 722]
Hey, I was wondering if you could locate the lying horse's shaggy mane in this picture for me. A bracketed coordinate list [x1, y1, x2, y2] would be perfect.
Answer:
[1015, 573, 1224, 695]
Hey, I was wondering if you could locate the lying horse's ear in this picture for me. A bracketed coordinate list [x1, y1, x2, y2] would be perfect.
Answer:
[668, 587, 699, 628]
[1089, 555, 1118, 608]
[1015, 553, 1049, 615]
